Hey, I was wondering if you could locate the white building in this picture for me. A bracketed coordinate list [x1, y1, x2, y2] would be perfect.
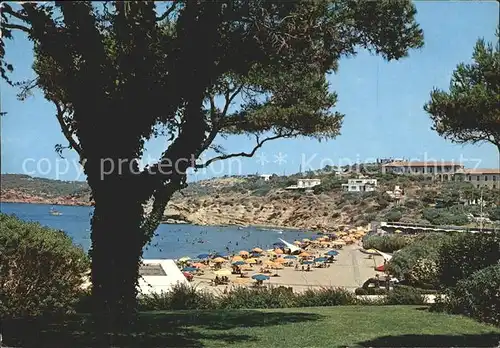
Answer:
[342, 178, 378, 192]
[286, 178, 321, 190]
[260, 174, 272, 181]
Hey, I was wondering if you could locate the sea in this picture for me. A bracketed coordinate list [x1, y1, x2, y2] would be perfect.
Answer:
[0, 202, 314, 259]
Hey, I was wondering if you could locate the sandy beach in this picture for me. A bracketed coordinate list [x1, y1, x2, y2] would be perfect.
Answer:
[190, 245, 384, 293]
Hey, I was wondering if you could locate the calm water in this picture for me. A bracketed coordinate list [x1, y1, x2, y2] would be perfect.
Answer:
[0, 202, 313, 259]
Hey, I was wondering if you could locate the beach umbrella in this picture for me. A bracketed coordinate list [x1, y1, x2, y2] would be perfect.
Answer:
[239, 250, 250, 256]
[182, 266, 197, 272]
[299, 252, 310, 257]
[320, 241, 329, 245]
[232, 261, 246, 266]
[251, 252, 263, 257]
[232, 256, 244, 262]
[293, 241, 302, 245]
[192, 262, 206, 268]
[197, 253, 211, 259]
[302, 261, 314, 265]
[302, 239, 311, 242]
[252, 247, 263, 253]
[284, 255, 297, 259]
[214, 251, 229, 258]
[245, 258, 258, 264]
[326, 250, 339, 256]
[375, 264, 385, 272]
[271, 263, 284, 269]
[252, 274, 270, 281]
[275, 257, 287, 263]
[214, 269, 231, 276]
[213, 257, 226, 263]
[314, 257, 327, 263]
[395, 229, 402, 234]
[274, 248, 284, 255]
[178, 256, 191, 263]
[264, 260, 276, 266]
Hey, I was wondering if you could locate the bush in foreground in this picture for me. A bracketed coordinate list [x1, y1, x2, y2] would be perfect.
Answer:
[362, 235, 410, 253]
[388, 233, 450, 288]
[436, 264, 500, 326]
[385, 286, 427, 305]
[0, 214, 89, 318]
[138, 283, 435, 311]
[436, 231, 500, 288]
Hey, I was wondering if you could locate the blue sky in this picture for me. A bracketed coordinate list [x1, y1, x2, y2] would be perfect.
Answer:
[1, 1, 499, 182]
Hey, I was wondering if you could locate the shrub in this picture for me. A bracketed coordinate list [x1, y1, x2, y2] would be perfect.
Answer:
[385, 286, 426, 305]
[422, 207, 469, 226]
[0, 214, 90, 318]
[443, 264, 500, 326]
[355, 288, 368, 295]
[138, 283, 216, 311]
[436, 231, 500, 288]
[295, 287, 356, 307]
[385, 210, 402, 222]
[387, 233, 450, 288]
[404, 199, 421, 209]
[219, 286, 295, 309]
[363, 235, 409, 253]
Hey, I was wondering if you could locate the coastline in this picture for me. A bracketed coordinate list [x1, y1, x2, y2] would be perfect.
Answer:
[0, 199, 91, 207]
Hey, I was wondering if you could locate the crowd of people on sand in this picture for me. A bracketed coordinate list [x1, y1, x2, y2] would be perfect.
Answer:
[176, 227, 369, 290]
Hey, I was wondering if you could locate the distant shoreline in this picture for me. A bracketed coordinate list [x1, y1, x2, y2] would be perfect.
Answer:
[0, 200, 91, 208]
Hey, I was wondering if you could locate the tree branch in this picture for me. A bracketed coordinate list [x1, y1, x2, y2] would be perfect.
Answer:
[196, 131, 294, 169]
[54, 102, 82, 155]
[2, 23, 30, 33]
[156, 1, 178, 21]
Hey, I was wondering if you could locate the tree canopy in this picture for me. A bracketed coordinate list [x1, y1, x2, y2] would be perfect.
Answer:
[423, 32, 500, 153]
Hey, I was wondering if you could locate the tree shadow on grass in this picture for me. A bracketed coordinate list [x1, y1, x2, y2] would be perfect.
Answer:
[357, 333, 500, 347]
[3, 310, 324, 347]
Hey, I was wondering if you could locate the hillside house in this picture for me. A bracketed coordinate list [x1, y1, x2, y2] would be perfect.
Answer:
[381, 161, 464, 177]
[456, 168, 499, 189]
[260, 174, 272, 181]
[381, 161, 498, 188]
[286, 178, 321, 190]
[341, 178, 378, 192]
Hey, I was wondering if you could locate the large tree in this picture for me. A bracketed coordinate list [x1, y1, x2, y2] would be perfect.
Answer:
[423, 32, 500, 154]
[1, 0, 423, 336]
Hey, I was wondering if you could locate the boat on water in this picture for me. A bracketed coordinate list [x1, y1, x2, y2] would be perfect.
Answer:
[49, 207, 63, 216]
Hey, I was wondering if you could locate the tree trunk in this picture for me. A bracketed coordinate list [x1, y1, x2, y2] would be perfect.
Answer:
[88, 171, 146, 343]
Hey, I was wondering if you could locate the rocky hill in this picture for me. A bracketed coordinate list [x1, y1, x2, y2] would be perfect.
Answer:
[2, 172, 497, 230]
[1, 174, 91, 206]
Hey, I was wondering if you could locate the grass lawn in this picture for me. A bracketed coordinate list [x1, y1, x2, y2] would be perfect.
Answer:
[4, 306, 500, 347]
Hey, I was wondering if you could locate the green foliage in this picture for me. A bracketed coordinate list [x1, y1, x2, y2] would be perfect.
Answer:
[355, 287, 388, 296]
[424, 34, 500, 151]
[384, 286, 426, 305]
[139, 284, 357, 310]
[0, 214, 90, 318]
[490, 206, 500, 221]
[294, 287, 356, 307]
[1, 174, 89, 198]
[385, 209, 403, 222]
[139, 284, 216, 311]
[422, 206, 469, 226]
[363, 235, 410, 252]
[436, 231, 500, 288]
[441, 264, 500, 326]
[219, 286, 296, 309]
[313, 175, 343, 193]
[388, 233, 450, 288]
